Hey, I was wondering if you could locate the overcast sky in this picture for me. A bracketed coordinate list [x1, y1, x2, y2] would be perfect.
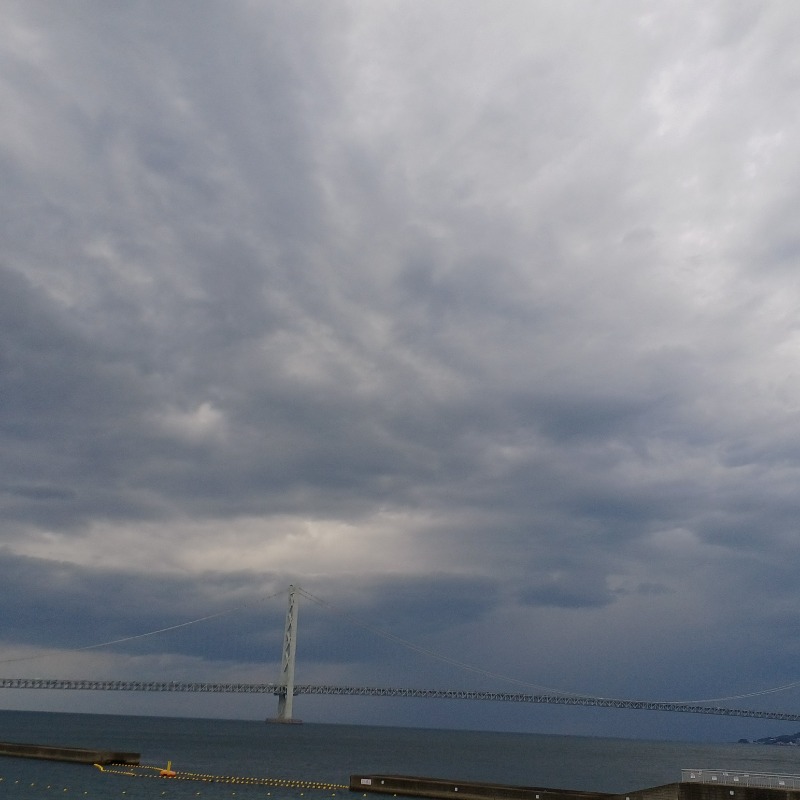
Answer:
[2, 0, 800, 742]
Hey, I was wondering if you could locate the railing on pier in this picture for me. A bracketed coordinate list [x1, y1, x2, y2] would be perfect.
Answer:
[683, 770, 800, 790]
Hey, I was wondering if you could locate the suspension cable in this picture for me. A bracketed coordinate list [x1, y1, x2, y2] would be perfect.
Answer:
[297, 588, 588, 698]
[0, 589, 286, 666]
[297, 586, 800, 707]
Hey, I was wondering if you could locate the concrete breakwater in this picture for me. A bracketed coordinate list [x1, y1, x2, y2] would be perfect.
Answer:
[0, 741, 139, 765]
[350, 774, 618, 800]
[350, 774, 800, 800]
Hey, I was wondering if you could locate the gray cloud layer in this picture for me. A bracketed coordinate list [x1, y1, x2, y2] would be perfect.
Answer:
[2, 1, 800, 740]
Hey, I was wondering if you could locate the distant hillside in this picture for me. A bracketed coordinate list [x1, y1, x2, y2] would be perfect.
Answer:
[750, 732, 800, 745]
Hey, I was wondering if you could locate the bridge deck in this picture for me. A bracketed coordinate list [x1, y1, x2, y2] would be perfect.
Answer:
[1, 678, 799, 720]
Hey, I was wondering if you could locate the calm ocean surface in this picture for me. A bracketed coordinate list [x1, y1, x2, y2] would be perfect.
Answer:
[2, 711, 800, 800]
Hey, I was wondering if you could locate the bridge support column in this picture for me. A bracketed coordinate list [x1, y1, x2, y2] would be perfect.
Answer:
[268, 584, 302, 724]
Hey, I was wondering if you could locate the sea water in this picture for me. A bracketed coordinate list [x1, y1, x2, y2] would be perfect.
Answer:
[1, 711, 800, 800]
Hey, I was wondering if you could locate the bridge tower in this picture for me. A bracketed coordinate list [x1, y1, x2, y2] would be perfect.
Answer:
[269, 584, 301, 723]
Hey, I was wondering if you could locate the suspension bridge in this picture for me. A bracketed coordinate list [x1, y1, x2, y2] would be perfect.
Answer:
[2, 585, 800, 723]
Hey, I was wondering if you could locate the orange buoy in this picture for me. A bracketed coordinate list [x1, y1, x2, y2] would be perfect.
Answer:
[159, 760, 177, 778]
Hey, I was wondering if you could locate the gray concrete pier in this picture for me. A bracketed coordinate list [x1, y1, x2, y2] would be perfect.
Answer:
[0, 741, 140, 765]
[350, 772, 800, 800]
[350, 774, 616, 800]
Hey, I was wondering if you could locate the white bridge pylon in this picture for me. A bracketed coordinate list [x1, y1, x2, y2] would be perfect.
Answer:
[270, 583, 300, 723]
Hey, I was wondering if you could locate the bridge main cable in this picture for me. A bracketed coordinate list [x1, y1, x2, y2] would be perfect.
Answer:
[2, 678, 799, 720]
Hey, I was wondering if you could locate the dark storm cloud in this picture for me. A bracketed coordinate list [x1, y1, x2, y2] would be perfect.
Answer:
[0, 264, 159, 527]
[0, 549, 288, 664]
[2, 0, 800, 737]
[519, 571, 615, 610]
[0, 551, 498, 679]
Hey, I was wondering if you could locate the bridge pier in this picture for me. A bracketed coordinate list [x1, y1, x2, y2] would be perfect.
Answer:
[267, 584, 302, 724]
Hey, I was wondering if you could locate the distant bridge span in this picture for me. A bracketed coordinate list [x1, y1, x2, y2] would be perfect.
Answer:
[2, 678, 799, 721]
[4, 588, 799, 723]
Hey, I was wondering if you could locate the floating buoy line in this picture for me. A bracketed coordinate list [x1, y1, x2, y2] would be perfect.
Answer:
[95, 761, 348, 791]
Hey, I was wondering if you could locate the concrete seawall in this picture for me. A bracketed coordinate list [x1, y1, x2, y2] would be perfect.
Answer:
[679, 785, 800, 800]
[351, 774, 616, 800]
[0, 741, 140, 765]
[350, 775, 800, 800]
